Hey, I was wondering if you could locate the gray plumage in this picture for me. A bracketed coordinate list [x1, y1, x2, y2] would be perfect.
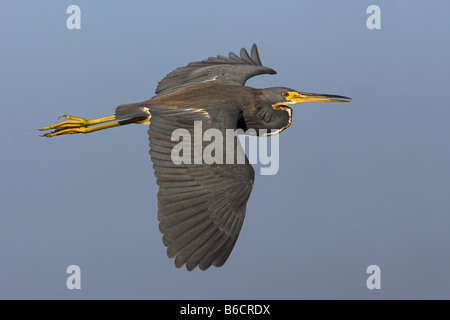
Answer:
[155, 44, 276, 96]
[119, 45, 278, 270]
[41, 44, 351, 271]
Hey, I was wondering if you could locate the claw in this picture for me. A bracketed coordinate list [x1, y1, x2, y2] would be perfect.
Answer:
[58, 114, 87, 122]
[41, 127, 89, 137]
[40, 114, 119, 137]
[40, 115, 90, 131]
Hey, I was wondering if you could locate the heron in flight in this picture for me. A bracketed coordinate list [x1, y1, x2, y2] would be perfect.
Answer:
[41, 44, 351, 270]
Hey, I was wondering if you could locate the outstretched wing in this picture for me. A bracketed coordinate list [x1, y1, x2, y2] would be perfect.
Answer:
[147, 105, 255, 270]
[155, 44, 276, 96]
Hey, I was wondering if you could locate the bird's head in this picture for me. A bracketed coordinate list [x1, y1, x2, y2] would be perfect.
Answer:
[263, 87, 352, 106]
[254, 87, 352, 135]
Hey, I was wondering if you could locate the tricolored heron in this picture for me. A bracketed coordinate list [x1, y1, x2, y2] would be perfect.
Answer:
[41, 44, 351, 270]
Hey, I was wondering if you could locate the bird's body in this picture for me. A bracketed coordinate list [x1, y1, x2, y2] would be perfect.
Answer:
[41, 44, 351, 270]
[116, 81, 253, 126]
[116, 81, 295, 135]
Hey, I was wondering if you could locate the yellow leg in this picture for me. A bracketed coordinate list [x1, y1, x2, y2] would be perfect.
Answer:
[40, 114, 148, 137]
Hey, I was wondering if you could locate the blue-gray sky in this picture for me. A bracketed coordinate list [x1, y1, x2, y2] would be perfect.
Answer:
[1, 0, 449, 299]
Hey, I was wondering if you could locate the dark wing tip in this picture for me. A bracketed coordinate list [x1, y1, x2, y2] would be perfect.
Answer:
[249, 44, 276, 74]
[237, 44, 262, 66]
[250, 44, 262, 65]
[239, 47, 253, 65]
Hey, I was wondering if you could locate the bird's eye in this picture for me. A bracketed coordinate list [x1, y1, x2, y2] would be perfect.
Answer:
[283, 92, 289, 98]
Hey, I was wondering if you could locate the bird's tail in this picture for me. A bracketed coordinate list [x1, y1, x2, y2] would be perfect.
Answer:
[115, 102, 151, 122]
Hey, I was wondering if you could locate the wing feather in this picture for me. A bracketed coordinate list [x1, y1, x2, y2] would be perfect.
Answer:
[148, 104, 255, 270]
[155, 44, 276, 96]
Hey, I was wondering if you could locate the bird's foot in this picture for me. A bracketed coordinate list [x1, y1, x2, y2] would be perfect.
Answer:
[40, 114, 117, 137]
